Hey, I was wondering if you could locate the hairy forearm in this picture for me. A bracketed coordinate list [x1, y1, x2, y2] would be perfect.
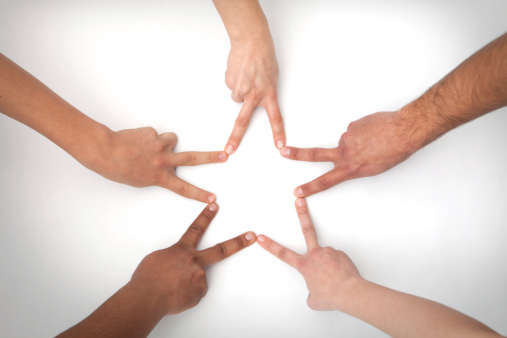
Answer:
[0, 53, 112, 170]
[212, 0, 273, 44]
[401, 32, 507, 149]
[338, 280, 501, 338]
[57, 283, 164, 338]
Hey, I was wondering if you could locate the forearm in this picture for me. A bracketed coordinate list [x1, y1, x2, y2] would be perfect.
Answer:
[212, 0, 273, 45]
[401, 33, 507, 149]
[0, 53, 112, 169]
[338, 280, 501, 338]
[57, 283, 165, 338]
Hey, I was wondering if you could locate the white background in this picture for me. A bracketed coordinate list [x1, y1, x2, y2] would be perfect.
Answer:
[1, 0, 506, 337]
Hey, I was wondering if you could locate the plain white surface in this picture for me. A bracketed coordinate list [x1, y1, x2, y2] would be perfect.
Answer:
[1, 0, 507, 337]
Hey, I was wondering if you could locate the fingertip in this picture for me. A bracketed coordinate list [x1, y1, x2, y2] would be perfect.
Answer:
[207, 194, 217, 204]
[257, 235, 266, 244]
[208, 202, 218, 212]
[276, 140, 284, 149]
[245, 232, 256, 242]
[280, 147, 290, 158]
[295, 197, 305, 207]
[225, 144, 235, 155]
[293, 187, 304, 198]
[218, 152, 228, 162]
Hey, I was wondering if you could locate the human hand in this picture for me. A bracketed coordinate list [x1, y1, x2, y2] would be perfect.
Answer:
[257, 198, 362, 311]
[223, 37, 286, 154]
[281, 110, 427, 197]
[127, 203, 257, 315]
[89, 127, 227, 203]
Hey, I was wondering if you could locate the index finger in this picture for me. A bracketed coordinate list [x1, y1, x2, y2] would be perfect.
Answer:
[280, 146, 337, 162]
[200, 231, 257, 266]
[295, 198, 319, 250]
[224, 99, 257, 155]
[169, 151, 228, 166]
[179, 203, 219, 248]
[263, 97, 286, 149]
[256, 235, 300, 268]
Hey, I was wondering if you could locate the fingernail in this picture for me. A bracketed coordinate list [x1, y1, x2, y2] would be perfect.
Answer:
[277, 140, 284, 149]
[218, 152, 227, 161]
[280, 147, 290, 157]
[245, 232, 254, 241]
[208, 194, 216, 203]
[208, 203, 217, 211]
[225, 145, 234, 155]
[294, 187, 303, 197]
[257, 235, 266, 243]
[296, 198, 304, 207]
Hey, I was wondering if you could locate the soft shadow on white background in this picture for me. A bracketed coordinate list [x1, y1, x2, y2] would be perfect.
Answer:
[1, 0, 506, 337]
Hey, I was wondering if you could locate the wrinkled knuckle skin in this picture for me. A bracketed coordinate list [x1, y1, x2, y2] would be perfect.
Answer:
[189, 223, 204, 236]
[317, 177, 332, 191]
[278, 247, 288, 261]
[291, 147, 298, 159]
[235, 236, 244, 249]
[215, 243, 227, 259]
[309, 149, 320, 162]
[185, 154, 197, 165]
[177, 184, 189, 197]
[270, 112, 284, 125]
[236, 116, 250, 128]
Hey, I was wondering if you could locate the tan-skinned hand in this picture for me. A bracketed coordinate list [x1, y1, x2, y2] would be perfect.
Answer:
[257, 198, 362, 311]
[94, 128, 228, 203]
[281, 111, 424, 197]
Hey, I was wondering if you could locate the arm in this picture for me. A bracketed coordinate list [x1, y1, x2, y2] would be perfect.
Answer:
[281, 32, 507, 197]
[0, 53, 227, 203]
[257, 198, 504, 338]
[212, 0, 285, 153]
[57, 203, 257, 337]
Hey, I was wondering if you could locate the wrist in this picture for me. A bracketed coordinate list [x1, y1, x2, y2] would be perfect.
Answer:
[333, 276, 368, 312]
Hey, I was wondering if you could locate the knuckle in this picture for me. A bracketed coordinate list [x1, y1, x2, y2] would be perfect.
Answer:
[235, 115, 250, 128]
[185, 154, 197, 165]
[301, 224, 315, 235]
[317, 177, 332, 191]
[214, 243, 227, 259]
[277, 247, 288, 261]
[270, 112, 283, 125]
[189, 223, 204, 235]
[176, 184, 189, 197]
[235, 236, 244, 249]
[309, 148, 320, 161]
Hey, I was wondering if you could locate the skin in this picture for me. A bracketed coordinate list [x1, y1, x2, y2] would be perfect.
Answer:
[0, 53, 227, 203]
[281, 32, 507, 198]
[213, 0, 285, 153]
[57, 203, 257, 337]
[257, 198, 505, 338]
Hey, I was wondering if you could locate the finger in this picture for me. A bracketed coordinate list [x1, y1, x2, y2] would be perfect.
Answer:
[256, 235, 300, 268]
[159, 132, 178, 150]
[294, 168, 349, 198]
[200, 231, 257, 266]
[169, 151, 228, 166]
[280, 146, 337, 162]
[224, 100, 257, 155]
[179, 203, 219, 248]
[295, 198, 319, 250]
[264, 98, 286, 149]
[165, 176, 216, 203]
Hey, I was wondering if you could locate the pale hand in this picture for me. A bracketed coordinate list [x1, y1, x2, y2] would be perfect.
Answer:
[224, 39, 286, 154]
[257, 198, 362, 311]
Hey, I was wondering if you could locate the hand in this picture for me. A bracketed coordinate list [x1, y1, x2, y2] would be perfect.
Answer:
[257, 198, 362, 311]
[128, 203, 257, 315]
[281, 110, 426, 197]
[91, 127, 228, 203]
[223, 38, 286, 154]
